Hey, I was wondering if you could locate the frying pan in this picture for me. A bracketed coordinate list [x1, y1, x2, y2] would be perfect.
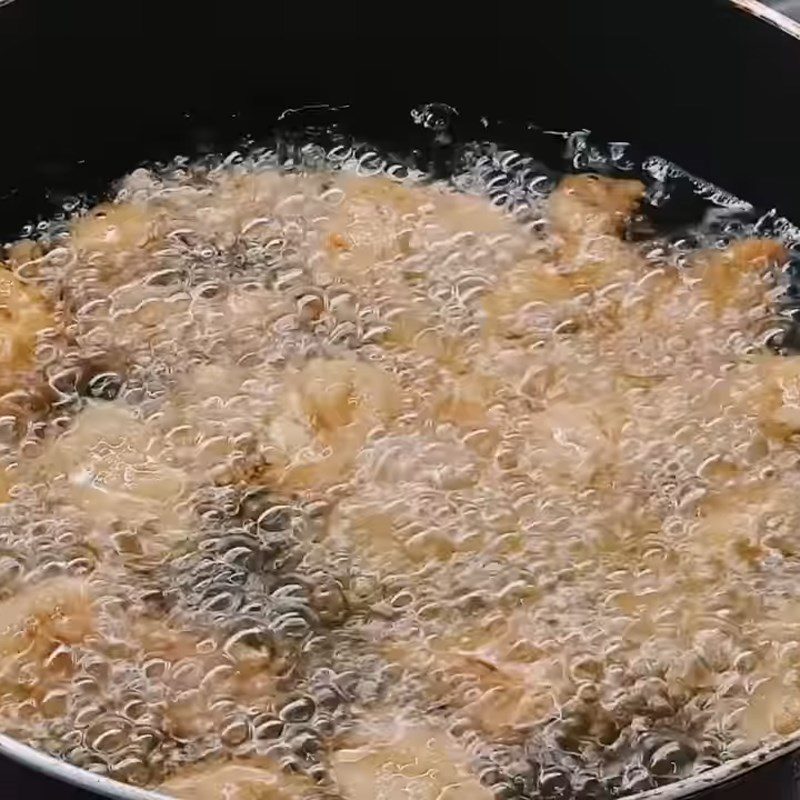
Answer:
[1, 0, 800, 797]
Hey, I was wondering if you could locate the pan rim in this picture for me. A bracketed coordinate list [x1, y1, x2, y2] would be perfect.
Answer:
[730, 0, 800, 37]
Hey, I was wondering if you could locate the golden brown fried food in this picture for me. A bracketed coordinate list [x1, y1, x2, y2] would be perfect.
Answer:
[0, 578, 93, 716]
[331, 721, 492, 800]
[382, 610, 562, 743]
[19, 403, 190, 557]
[135, 619, 277, 742]
[71, 203, 162, 254]
[0, 269, 53, 378]
[160, 760, 313, 800]
[549, 174, 645, 241]
[0, 577, 92, 657]
[483, 176, 646, 341]
[482, 258, 574, 339]
[323, 175, 514, 279]
[322, 175, 521, 364]
[268, 359, 401, 490]
[697, 238, 786, 316]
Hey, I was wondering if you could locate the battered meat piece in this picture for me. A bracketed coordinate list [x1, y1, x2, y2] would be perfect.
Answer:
[549, 173, 645, 240]
[160, 760, 314, 800]
[0, 269, 53, 379]
[331, 721, 491, 800]
[0, 578, 93, 717]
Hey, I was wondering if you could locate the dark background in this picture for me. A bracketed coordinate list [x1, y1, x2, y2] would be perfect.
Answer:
[0, 0, 798, 235]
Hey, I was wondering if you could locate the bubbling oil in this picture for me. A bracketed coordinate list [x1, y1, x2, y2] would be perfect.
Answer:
[0, 137, 797, 800]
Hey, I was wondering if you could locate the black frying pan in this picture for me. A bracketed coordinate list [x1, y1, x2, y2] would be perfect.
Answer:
[0, 1, 800, 798]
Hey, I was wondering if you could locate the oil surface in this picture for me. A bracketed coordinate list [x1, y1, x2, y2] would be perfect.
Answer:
[0, 139, 796, 799]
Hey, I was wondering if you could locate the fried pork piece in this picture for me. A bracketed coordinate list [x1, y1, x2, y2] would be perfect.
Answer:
[0, 577, 92, 657]
[160, 760, 314, 800]
[615, 237, 785, 343]
[549, 174, 645, 241]
[16, 403, 190, 557]
[383, 614, 563, 743]
[484, 175, 646, 339]
[754, 356, 800, 440]
[331, 721, 491, 800]
[549, 174, 644, 285]
[696, 238, 786, 317]
[323, 175, 514, 280]
[0, 268, 55, 444]
[700, 353, 800, 443]
[132, 617, 278, 742]
[522, 397, 627, 487]
[65, 172, 330, 338]
[268, 359, 401, 490]
[0, 578, 93, 715]
[0, 580, 282, 744]
[288, 358, 400, 442]
[71, 202, 162, 255]
[321, 175, 519, 358]
[69, 169, 331, 284]
[0, 263, 90, 502]
[46, 357, 401, 505]
[4, 240, 43, 271]
[0, 268, 53, 387]
[63, 171, 514, 371]
[326, 464, 479, 569]
[482, 258, 575, 339]
[682, 354, 800, 565]
[741, 673, 800, 741]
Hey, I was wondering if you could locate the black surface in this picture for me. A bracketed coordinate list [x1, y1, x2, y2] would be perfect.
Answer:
[0, 0, 798, 233]
[1, 0, 800, 797]
[0, 754, 101, 799]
